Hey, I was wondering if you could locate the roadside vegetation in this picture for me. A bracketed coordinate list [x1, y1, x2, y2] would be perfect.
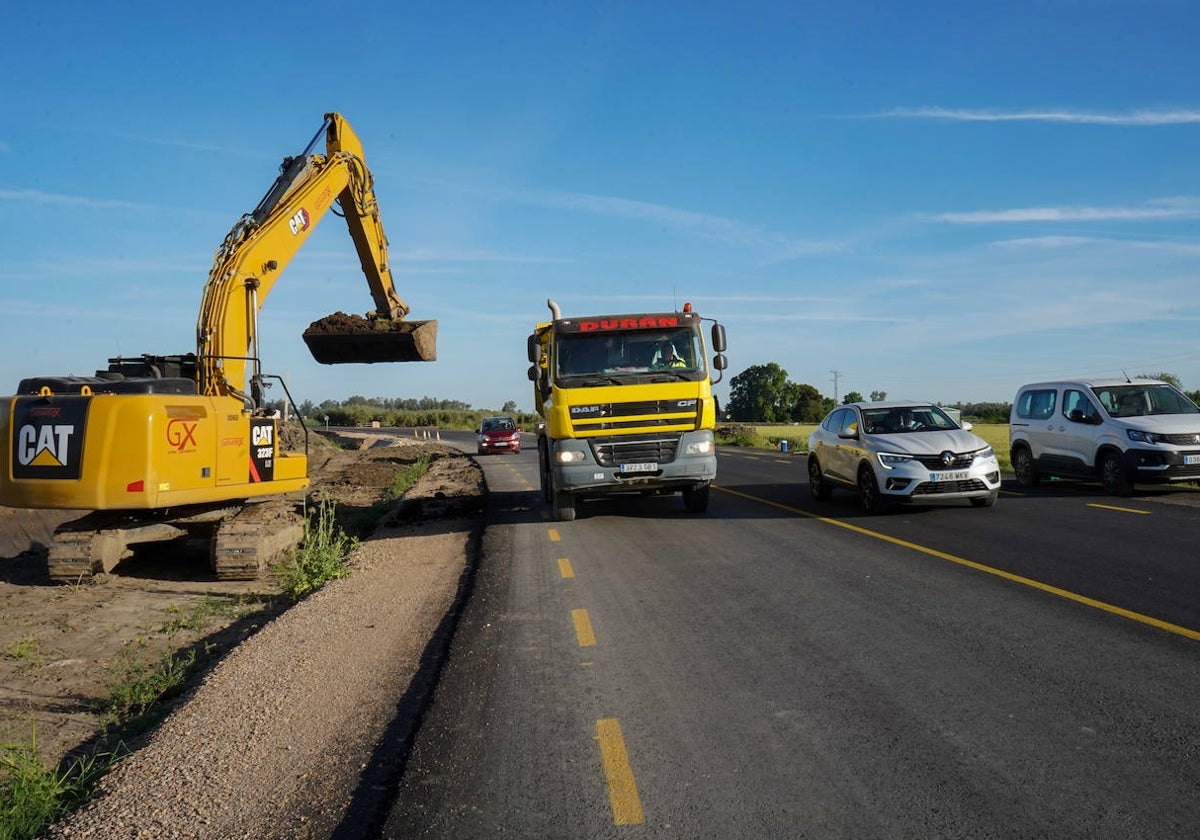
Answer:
[1, 594, 266, 840]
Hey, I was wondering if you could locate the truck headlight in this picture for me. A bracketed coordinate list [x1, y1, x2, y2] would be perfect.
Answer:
[685, 439, 713, 455]
[556, 449, 586, 464]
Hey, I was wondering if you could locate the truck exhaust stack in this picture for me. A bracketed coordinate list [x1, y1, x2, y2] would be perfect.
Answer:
[302, 313, 438, 363]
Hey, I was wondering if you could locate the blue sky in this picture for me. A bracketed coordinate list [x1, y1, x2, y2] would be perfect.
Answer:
[4, 1, 1200, 413]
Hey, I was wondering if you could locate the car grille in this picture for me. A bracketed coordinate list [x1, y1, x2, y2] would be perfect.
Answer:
[913, 478, 989, 495]
[1160, 433, 1200, 446]
[591, 434, 681, 467]
[912, 452, 976, 469]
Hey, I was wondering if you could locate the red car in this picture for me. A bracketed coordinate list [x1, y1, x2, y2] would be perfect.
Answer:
[477, 416, 521, 454]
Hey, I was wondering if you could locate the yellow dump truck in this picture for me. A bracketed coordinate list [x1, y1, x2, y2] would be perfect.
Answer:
[527, 299, 727, 521]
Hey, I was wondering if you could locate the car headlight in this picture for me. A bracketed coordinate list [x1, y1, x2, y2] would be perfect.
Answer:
[877, 452, 911, 469]
[975, 445, 996, 460]
[1127, 429, 1162, 445]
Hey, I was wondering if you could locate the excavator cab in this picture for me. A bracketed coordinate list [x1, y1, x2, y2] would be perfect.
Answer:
[303, 312, 438, 364]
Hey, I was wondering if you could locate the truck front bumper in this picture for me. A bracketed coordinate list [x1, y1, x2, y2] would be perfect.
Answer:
[551, 430, 717, 496]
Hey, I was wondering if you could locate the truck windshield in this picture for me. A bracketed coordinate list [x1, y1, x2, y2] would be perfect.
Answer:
[555, 327, 705, 381]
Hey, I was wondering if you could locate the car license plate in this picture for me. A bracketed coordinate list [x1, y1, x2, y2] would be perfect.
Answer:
[621, 462, 658, 474]
[929, 470, 969, 482]
[1186, 455, 1200, 465]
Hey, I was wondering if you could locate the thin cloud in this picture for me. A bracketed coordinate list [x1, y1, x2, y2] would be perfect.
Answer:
[0, 187, 158, 211]
[495, 185, 844, 255]
[934, 203, 1200, 224]
[875, 107, 1200, 125]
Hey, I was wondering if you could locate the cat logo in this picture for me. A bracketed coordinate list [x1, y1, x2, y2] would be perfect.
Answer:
[288, 207, 311, 235]
[18, 424, 74, 467]
[12, 397, 89, 479]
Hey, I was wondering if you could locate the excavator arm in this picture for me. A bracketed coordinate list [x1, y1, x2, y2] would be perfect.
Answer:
[196, 112, 436, 400]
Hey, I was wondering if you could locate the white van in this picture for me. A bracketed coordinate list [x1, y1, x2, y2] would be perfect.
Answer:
[1009, 378, 1200, 496]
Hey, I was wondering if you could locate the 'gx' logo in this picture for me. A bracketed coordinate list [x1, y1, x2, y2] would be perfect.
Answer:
[166, 419, 198, 451]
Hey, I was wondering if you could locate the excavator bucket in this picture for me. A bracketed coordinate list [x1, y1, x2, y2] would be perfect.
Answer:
[302, 313, 438, 364]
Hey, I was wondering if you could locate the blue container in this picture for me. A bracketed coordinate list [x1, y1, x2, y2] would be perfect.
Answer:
[780, 440, 789, 453]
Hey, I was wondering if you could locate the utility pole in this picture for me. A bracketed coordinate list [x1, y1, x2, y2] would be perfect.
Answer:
[830, 369, 842, 404]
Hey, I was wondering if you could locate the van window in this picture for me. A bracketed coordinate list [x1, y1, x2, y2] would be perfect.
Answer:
[1016, 388, 1056, 420]
[1063, 389, 1100, 423]
[1093, 384, 1200, 418]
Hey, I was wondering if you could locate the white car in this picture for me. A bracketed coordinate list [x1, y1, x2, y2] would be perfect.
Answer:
[807, 402, 1001, 513]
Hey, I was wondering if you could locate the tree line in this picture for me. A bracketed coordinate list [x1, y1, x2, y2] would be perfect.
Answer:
[726, 364, 1200, 424]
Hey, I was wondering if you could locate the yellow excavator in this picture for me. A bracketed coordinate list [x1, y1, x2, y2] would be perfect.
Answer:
[0, 112, 437, 581]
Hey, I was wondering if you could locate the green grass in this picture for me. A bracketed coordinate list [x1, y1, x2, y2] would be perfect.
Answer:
[0, 726, 119, 840]
[274, 495, 358, 602]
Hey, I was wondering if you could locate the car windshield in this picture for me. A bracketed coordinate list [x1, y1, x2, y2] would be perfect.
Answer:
[482, 418, 515, 432]
[1091, 384, 1200, 418]
[860, 405, 960, 434]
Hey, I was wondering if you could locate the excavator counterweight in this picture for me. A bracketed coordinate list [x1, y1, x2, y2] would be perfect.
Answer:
[303, 313, 438, 364]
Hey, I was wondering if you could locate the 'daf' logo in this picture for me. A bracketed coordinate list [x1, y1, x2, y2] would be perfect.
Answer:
[288, 207, 311, 235]
[12, 397, 89, 479]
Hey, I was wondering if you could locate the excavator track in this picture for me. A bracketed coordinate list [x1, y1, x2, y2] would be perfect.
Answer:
[46, 506, 239, 584]
[211, 497, 306, 581]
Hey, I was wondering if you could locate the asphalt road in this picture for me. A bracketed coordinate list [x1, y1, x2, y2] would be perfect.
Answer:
[382, 434, 1200, 839]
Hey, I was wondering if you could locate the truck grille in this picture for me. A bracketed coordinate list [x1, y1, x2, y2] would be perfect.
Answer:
[570, 398, 700, 434]
[591, 434, 682, 467]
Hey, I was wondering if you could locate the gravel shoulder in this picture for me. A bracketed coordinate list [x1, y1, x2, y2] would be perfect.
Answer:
[0, 431, 485, 838]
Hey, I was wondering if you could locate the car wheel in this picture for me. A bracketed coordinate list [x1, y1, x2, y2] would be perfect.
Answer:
[808, 456, 832, 501]
[970, 491, 998, 508]
[1012, 445, 1039, 487]
[682, 484, 710, 513]
[1099, 450, 1134, 497]
[857, 465, 889, 514]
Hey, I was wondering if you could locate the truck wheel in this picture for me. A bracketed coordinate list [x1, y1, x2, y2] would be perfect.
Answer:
[554, 488, 576, 521]
[538, 445, 553, 503]
[682, 484, 710, 513]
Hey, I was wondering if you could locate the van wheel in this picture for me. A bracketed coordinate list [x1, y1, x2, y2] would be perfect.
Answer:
[1099, 451, 1134, 497]
[1012, 445, 1040, 487]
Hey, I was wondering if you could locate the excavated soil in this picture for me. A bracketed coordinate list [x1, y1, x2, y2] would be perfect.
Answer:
[0, 429, 484, 785]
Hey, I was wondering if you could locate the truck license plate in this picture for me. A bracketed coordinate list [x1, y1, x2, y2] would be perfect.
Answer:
[929, 470, 968, 482]
[621, 462, 658, 474]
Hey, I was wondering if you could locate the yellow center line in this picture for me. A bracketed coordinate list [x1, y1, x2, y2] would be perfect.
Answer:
[715, 485, 1200, 643]
[1088, 503, 1152, 515]
[595, 718, 645, 825]
[558, 558, 575, 579]
[572, 609, 597, 647]
[548, 528, 561, 542]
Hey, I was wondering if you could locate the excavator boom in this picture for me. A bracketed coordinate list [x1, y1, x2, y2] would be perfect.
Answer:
[197, 111, 436, 397]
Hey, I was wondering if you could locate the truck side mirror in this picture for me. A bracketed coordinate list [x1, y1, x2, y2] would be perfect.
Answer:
[527, 334, 540, 363]
[710, 323, 727, 353]
[711, 352, 727, 384]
